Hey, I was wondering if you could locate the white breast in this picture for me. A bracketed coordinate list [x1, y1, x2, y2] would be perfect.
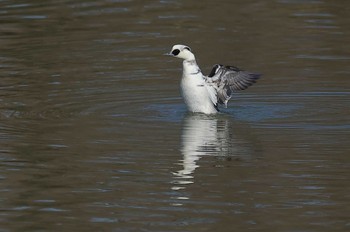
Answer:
[180, 61, 218, 114]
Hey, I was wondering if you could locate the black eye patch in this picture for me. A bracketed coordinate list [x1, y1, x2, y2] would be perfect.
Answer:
[172, 49, 180, 56]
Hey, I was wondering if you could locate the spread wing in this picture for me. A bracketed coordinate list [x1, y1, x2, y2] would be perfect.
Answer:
[205, 64, 261, 107]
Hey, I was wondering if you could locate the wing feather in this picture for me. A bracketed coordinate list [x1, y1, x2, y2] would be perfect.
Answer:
[205, 64, 261, 107]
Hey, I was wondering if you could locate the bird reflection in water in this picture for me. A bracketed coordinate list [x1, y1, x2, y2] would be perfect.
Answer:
[171, 113, 258, 203]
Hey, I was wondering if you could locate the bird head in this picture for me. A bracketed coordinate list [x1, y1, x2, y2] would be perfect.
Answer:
[165, 44, 195, 61]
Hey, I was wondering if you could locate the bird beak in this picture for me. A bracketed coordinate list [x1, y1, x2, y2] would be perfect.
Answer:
[163, 52, 173, 56]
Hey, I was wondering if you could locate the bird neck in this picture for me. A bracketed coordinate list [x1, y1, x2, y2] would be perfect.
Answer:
[183, 59, 201, 76]
[183, 59, 197, 65]
[183, 52, 195, 61]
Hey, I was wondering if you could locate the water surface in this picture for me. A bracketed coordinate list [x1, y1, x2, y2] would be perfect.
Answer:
[0, 0, 349, 231]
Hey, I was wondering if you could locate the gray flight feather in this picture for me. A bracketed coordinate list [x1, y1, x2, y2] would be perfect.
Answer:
[205, 64, 261, 108]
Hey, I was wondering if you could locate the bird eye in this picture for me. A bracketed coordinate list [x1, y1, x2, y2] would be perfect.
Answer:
[184, 46, 191, 51]
[172, 49, 180, 56]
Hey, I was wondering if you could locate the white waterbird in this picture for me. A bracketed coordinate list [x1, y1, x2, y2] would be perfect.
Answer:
[165, 44, 261, 114]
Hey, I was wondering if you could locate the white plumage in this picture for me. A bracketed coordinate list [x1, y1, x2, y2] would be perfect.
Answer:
[166, 44, 261, 114]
